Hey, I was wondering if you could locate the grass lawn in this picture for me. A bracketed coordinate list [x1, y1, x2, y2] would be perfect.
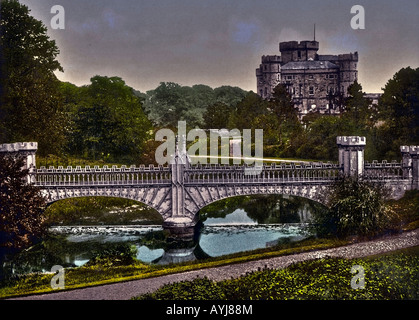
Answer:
[134, 245, 419, 300]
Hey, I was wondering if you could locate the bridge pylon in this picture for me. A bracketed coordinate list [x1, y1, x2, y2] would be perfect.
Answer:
[163, 135, 197, 237]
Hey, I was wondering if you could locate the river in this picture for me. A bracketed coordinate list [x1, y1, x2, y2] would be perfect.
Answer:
[1, 195, 326, 277]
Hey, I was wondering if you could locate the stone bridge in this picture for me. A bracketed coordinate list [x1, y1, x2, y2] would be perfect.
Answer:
[1, 136, 418, 234]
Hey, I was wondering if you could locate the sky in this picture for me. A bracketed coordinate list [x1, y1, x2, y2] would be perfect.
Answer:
[20, 0, 419, 94]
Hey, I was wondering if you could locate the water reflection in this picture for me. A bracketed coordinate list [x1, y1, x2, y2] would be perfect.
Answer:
[2, 195, 324, 277]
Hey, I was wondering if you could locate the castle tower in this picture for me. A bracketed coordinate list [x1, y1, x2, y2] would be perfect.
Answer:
[279, 40, 319, 63]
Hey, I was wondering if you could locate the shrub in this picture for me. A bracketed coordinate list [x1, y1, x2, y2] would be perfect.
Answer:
[84, 243, 138, 268]
[311, 177, 394, 238]
[135, 277, 225, 300]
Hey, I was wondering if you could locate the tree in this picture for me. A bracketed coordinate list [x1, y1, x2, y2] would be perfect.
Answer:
[377, 67, 419, 158]
[144, 82, 190, 128]
[296, 116, 359, 161]
[0, 0, 67, 156]
[311, 176, 393, 238]
[228, 92, 267, 130]
[72, 76, 152, 163]
[203, 102, 232, 129]
[268, 84, 302, 156]
[0, 154, 47, 259]
[344, 81, 372, 126]
[144, 82, 248, 128]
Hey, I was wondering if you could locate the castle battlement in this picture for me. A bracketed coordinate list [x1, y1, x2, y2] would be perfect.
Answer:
[0, 142, 38, 153]
[261, 55, 281, 63]
[401, 146, 411, 153]
[409, 146, 419, 155]
[279, 40, 319, 52]
[337, 52, 358, 61]
[336, 136, 366, 146]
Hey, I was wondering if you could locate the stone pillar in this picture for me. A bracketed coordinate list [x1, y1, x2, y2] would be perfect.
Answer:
[163, 135, 196, 238]
[410, 146, 419, 190]
[0, 142, 38, 183]
[400, 146, 413, 179]
[336, 136, 366, 178]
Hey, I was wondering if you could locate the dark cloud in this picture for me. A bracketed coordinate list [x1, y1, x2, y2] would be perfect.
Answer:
[20, 0, 419, 93]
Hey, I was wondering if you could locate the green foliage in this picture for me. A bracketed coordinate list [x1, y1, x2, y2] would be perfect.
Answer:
[0, 0, 67, 155]
[295, 116, 361, 161]
[138, 277, 226, 300]
[0, 155, 47, 258]
[312, 177, 394, 238]
[134, 247, 419, 300]
[84, 243, 138, 268]
[344, 81, 373, 127]
[66, 76, 152, 163]
[144, 82, 247, 128]
[377, 67, 419, 158]
[44, 197, 163, 225]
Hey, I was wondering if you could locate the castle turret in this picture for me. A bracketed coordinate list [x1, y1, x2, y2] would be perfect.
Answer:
[279, 40, 319, 63]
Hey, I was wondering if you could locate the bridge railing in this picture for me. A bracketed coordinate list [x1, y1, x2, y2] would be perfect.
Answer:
[363, 160, 406, 181]
[33, 164, 172, 187]
[184, 162, 342, 184]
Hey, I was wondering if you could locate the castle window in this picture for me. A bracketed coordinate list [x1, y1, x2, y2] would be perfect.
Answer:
[298, 51, 301, 59]
[309, 86, 314, 95]
[264, 87, 268, 96]
[260, 89, 263, 96]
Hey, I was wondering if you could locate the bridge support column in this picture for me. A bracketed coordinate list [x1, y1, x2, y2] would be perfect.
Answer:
[0, 142, 38, 183]
[163, 134, 197, 238]
[337, 136, 366, 178]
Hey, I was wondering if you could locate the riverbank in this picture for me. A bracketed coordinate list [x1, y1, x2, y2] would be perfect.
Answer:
[8, 228, 419, 300]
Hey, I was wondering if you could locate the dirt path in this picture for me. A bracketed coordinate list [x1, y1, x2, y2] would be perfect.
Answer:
[11, 229, 419, 300]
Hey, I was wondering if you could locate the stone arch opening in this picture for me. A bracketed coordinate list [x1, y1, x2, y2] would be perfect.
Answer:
[197, 193, 327, 226]
[44, 196, 163, 226]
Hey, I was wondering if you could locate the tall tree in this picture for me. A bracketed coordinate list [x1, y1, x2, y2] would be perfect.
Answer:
[268, 84, 302, 155]
[203, 102, 232, 129]
[344, 81, 372, 127]
[0, 154, 47, 259]
[72, 76, 152, 163]
[377, 67, 419, 157]
[0, 0, 67, 155]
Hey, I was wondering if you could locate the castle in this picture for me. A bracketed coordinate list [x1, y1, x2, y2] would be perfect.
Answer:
[256, 40, 358, 117]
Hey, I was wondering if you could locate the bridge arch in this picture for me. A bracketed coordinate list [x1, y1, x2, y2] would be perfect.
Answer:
[43, 195, 164, 225]
[40, 185, 172, 221]
[183, 183, 331, 221]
